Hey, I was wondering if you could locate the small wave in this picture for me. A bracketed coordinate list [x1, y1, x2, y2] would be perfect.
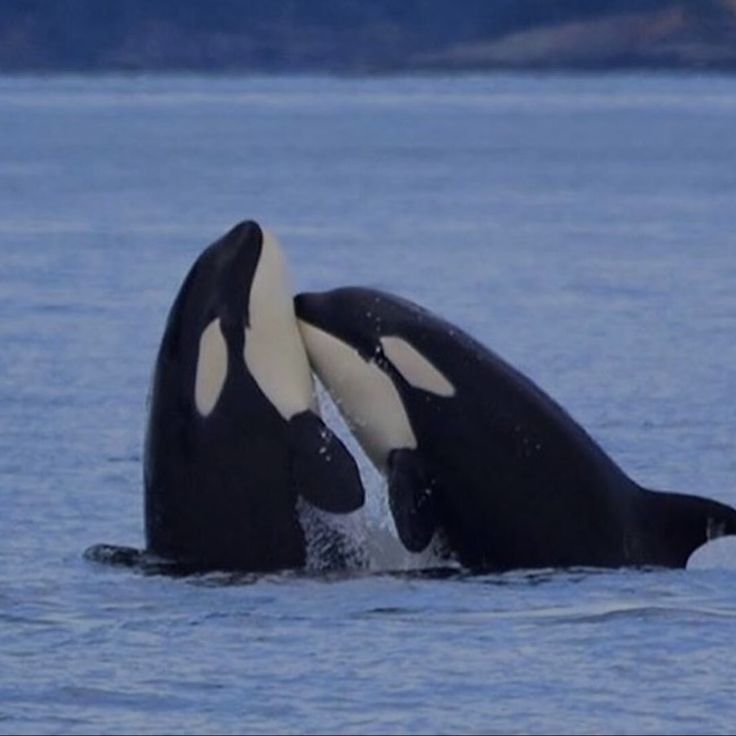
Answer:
[105, 454, 141, 465]
[0, 612, 57, 627]
[531, 603, 736, 626]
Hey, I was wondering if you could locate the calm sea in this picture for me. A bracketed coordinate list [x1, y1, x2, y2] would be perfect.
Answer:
[1, 74, 735, 734]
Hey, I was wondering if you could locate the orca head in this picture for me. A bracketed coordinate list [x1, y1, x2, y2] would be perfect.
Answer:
[164, 220, 315, 421]
[294, 288, 455, 470]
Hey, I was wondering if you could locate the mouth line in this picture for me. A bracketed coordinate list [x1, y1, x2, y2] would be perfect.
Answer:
[296, 316, 318, 330]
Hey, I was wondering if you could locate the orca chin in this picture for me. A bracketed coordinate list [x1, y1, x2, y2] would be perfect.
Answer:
[295, 286, 736, 572]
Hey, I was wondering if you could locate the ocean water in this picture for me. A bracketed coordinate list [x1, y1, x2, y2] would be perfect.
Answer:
[1, 74, 736, 734]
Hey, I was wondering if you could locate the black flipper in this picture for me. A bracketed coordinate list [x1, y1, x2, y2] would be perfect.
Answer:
[84, 544, 145, 568]
[288, 411, 365, 514]
[388, 448, 437, 553]
[83, 544, 203, 576]
[636, 488, 736, 568]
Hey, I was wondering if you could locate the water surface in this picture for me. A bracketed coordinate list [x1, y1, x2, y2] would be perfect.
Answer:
[1, 74, 735, 734]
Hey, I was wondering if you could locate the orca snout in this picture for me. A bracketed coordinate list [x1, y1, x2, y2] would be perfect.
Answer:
[228, 219, 262, 247]
[294, 292, 326, 326]
[214, 220, 263, 265]
[295, 288, 380, 355]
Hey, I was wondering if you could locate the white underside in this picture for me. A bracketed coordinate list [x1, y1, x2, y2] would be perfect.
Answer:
[297, 320, 417, 471]
[244, 230, 316, 420]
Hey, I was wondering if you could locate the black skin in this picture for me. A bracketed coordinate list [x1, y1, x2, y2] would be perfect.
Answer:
[144, 222, 364, 573]
[295, 287, 736, 571]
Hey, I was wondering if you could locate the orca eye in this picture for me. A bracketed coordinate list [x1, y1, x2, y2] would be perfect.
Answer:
[361, 341, 386, 365]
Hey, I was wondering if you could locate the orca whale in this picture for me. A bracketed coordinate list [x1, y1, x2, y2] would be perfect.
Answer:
[141, 222, 365, 573]
[295, 287, 736, 571]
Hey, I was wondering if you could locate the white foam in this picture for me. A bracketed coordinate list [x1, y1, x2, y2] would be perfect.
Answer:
[297, 380, 448, 574]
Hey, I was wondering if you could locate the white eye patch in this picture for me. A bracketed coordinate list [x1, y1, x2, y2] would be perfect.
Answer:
[244, 229, 316, 420]
[195, 317, 228, 417]
[380, 336, 455, 397]
[298, 320, 417, 470]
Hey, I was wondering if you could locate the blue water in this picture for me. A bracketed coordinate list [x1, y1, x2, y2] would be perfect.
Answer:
[1, 74, 736, 734]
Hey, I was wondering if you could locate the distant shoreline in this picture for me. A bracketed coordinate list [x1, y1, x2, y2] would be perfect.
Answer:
[3, 0, 736, 77]
[2, 66, 736, 78]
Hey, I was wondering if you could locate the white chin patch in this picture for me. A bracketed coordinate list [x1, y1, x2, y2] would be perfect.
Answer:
[297, 320, 417, 470]
[380, 336, 455, 397]
[244, 229, 316, 420]
[195, 317, 228, 417]
[688, 536, 736, 570]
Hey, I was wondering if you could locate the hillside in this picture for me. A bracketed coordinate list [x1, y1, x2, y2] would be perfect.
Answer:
[2, 0, 736, 72]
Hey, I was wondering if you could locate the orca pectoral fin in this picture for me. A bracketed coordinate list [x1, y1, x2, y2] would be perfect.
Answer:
[289, 411, 365, 514]
[83, 544, 201, 576]
[388, 449, 437, 553]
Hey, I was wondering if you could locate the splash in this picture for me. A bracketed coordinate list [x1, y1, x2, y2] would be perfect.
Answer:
[299, 382, 451, 574]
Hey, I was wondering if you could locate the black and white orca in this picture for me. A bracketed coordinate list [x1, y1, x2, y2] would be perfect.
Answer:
[141, 222, 365, 572]
[295, 287, 736, 571]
